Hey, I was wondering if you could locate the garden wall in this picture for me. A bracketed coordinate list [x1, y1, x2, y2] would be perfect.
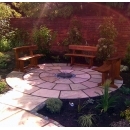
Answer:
[10, 16, 130, 58]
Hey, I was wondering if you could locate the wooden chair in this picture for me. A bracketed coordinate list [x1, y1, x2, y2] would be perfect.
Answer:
[93, 57, 122, 88]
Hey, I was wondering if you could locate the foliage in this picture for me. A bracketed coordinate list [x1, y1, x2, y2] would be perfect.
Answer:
[32, 26, 57, 56]
[62, 19, 84, 49]
[77, 98, 94, 113]
[0, 80, 7, 94]
[96, 17, 118, 61]
[0, 52, 10, 69]
[45, 98, 63, 114]
[78, 114, 95, 127]
[96, 79, 118, 113]
[120, 65, 129, 72]
[125, 99, 130, 107]
[0, 37, 11, 52]
[99, 17, 118, 40]
[17, 2, 42, 17]
[47, 3, 74, 20]
[120, 107, 130, 122]
[96, 38, 116, 61]
[78, 99, 88, 113]
[124, 42, 130, 67]
[9, 28, 29, 48]
[51, 55, 60, 63]
[119, 86, 130, 95]
[0, 3, 21, 19]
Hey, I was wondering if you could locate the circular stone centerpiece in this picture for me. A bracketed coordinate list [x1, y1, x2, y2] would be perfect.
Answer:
[56, 72, 75, 79]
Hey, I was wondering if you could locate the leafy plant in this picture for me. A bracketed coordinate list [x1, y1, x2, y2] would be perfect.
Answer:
[9, 28, 29, 48]
[78, 99, 88, 113]
[32, 26, 57, 56]
[96, 38, 116, 61]
[125, 99, 130, 107]
[77, 98, 94, 113]
[62, 19, 84, 51]
[120, 107, 130, 122]
[0, 80, 7, 93]
[78, 114, 95, 127]
[96, 17, 118, 61]
[45, 98, 63, 114]
[51, 55, 60, 63]
[0, 52, 10, 69]
[0, 37, 11, 52]
[119, 86, 130, 95]
[96, 79, 118, 113]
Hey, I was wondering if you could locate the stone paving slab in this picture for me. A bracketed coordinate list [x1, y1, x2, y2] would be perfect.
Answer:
[32, 89, 60, 98]
[70, 84, 88, 90]
[60, 90, 88, 99]
[82, 81, 98, 88]
[37, 82, 56, 89]
[83, 87, 103, 97]
[0, 103, 22, 121]
[53, 84, 71, 90]
[0, 110, 49, 127]
[0, 90, 47, 111]
[70, 77, 88, 83]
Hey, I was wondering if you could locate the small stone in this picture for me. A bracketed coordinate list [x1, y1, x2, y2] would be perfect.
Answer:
[44, 116, 49, 120]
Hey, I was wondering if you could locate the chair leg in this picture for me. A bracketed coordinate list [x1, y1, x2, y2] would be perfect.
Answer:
[98, 72, 108, 86]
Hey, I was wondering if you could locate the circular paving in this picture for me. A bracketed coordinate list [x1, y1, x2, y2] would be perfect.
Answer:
[6, 63, 123, 99]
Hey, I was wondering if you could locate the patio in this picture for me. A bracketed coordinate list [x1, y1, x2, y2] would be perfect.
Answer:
[0, 63, 123, 126]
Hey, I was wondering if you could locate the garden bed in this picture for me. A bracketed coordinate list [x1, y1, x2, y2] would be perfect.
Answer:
[37, 70, 130, 127]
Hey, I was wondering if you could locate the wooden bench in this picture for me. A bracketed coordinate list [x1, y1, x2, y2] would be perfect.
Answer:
[13, 45, 44, 72]
[93, 56, 122, 88]
[64, 45, 97, 68]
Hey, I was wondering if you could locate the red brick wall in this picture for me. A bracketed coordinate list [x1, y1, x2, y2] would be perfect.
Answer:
[10, 16, 130, 58]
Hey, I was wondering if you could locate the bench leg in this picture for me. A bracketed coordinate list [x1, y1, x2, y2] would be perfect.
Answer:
[19, 60, 25, 72]
[70, 57, 75, 66]
[89, 59, 93, 68]
[30, 57, 40, 68]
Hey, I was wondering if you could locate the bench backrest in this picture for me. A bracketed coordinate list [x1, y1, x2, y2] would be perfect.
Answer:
[13, 45, 38, 59]
[69, 45, 97, 51]
[68, 45, 97, 55]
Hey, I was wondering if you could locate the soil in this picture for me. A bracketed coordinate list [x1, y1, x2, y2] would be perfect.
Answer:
[0, 51, 130, 126]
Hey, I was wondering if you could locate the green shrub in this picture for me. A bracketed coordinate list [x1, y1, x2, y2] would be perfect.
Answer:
[45, 98, 63, 113]
[120, 107, 130, 122]
[0, 80, 7, 93]
[32, 26, 57, 56]
[119, 86, 130, 95]
[9, 28, 29, 48]
[97, 17, 118, 61]
[62, 19, 84, 52]
[0, 37, 11, 52]
[0, 52, 10, 69]
[78, 114, 95, 127]
[125, 99, 130, 107]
